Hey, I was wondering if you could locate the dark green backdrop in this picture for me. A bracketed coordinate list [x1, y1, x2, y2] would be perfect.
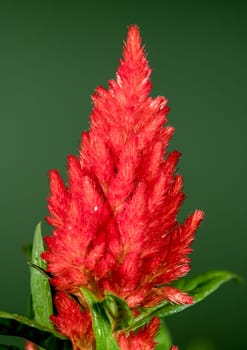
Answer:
[0, 1, 246, 349]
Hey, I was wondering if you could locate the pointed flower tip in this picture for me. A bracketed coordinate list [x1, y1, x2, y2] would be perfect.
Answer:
[127, 24, 141, 42]
[159, 286, 194, 305]
[124, 24, 143, 56]
[194, 209, 205, 225]
[119, 24, 152, 99]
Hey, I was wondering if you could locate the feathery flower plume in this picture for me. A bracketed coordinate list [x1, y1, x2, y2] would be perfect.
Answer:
[118, 317, 160, 350]
[42, 25, 204, 349]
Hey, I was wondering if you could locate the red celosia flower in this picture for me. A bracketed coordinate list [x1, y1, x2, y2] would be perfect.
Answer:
[42, 25, 204, 348]
[51, 292, 93, 350]
[118, 317, 160, 350]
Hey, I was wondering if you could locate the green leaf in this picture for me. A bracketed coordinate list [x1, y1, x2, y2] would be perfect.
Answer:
[129, 270, 238, 331]
[0, 310, 71, 350]
[80, 288, 120, 350]
[30, 222, 53, 329]
[0, 345, 21, 350]
[103, 292, 134, 331]
[155, 320, 172, 350]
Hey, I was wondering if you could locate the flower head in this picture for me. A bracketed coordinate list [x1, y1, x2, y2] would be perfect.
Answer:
[42, 25, 204, 348]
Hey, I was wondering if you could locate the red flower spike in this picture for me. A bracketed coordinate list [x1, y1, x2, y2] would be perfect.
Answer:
[170, 346, 179, 350]
[42, 25, 204, 347]
[118, 317, 160, 350]
[51, 292, 94, 350]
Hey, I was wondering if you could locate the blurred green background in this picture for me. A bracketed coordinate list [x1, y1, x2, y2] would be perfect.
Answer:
[0, 0, 246, 349]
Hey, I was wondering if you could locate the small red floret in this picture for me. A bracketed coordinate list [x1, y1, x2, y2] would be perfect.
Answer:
[51, 292, 94, 349]
[118, 317, 160, 350]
